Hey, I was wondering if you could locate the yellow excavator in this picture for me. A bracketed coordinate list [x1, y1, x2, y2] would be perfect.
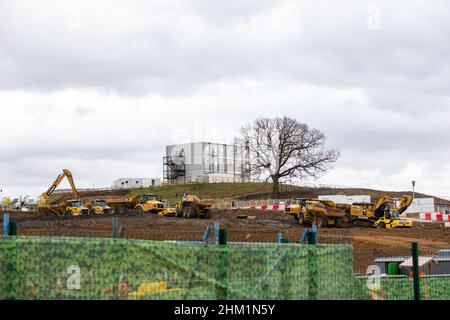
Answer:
[347, 195, 414, 229]
[37, 169, 89, 216]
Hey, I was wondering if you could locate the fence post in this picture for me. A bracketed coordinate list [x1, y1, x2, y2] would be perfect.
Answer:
[217, 228, 228, 300]
[9, 221, 17, 236]
[112, 217, 119, 239]
[219, 229, 228, 245]
[214, 222, 220, 244]
[308, 225, 317, 245]
[277, 232, 283, 244]
[3, 213, 9, 236]
[203, 225, 211, 242]
[412, 242, 421, 301]
[307, 225, 318, 300]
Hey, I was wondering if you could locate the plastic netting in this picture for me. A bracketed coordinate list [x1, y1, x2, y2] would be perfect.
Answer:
[1, 231, 450, 300]
[0, 236, 367, 300]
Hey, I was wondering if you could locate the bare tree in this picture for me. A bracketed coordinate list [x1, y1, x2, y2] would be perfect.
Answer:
[239, 116, 339, 196]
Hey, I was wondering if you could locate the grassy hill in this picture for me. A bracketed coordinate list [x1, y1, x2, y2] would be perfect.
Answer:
[127, 182, 274, 204]
[48, 182, 450, 206]
[129, 183, 450, 205]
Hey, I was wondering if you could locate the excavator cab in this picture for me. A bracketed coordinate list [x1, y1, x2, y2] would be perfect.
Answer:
[134, 194, 165, 214]
[140, 194, 158, 203]
[374, 197, 414, 230]
[87, 199, 111, 215]
[65, 200, 89, 216]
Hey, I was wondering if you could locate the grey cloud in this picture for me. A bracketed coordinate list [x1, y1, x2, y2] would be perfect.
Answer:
[1, 0, 450, 197]
[1, 0, 450, 102]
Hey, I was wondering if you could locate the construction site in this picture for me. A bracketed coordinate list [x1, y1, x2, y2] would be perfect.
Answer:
[2, 165, 450, 300]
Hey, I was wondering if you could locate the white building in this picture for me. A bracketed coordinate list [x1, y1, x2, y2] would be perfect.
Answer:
[113, 178, 161, 189]
[318, 195, 371, 205]
[401, 198, 435, 214]
[164, 142, 251, 183]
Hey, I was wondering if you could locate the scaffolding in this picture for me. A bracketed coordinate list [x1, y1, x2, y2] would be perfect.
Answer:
[163, 154, 186, 183]
[164, 142, 251, 184]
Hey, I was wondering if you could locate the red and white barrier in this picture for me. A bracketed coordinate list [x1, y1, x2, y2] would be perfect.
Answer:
[243, 204, 286, 211]
[419, 212, 450, 222]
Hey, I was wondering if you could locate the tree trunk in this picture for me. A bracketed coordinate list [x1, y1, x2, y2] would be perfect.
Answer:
[272, 175, 280, 198]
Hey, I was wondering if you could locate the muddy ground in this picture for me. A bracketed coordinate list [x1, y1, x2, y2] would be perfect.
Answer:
[2, 209, 449, 274]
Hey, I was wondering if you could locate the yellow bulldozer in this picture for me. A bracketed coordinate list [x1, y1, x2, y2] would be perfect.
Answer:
[37, 169, 89, 216]
[175, 194, 214, 219]
[285, 198, 351, 228]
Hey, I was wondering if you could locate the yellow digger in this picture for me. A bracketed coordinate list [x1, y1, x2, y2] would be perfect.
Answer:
[38, 169, 79, 205]
[347, 195, 414, 229]
[37, 169, 89, 216]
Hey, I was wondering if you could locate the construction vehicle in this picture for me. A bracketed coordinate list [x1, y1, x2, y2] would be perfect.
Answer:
[86, 199, 111, 215]
[346, 195, 414, 229]
[285, 198, 351, 228]
[38, 169, 79, 205]
[158, 207, 177, 217]
[156, 199, 177, 217]
[12, 196, 37, 212]
[107, 194, 165, 214]
[37, 169, 88, 216]
[37, 199, 89, 216]
[175, 194, 214, 219]
[1, 197, 13, 208]
[128, 281, 183, 300]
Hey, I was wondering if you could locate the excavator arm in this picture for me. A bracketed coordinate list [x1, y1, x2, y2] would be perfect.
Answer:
[39, 169, 79, 204]
[396, 196, 413, 215]
[371, 195, 392, 218]
[372, 195, 413, 218]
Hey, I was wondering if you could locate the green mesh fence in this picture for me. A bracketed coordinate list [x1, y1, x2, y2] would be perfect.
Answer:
[1, 236, 450, 300]
[0, 236, 369, 300]
[356, 276, 450, 300]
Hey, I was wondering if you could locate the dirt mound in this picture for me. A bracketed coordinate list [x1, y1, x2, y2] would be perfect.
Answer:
[49, 189, 132, 204]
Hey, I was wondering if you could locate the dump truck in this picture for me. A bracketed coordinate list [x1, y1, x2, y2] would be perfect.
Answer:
[346, 195, 414, 229]
[86, 199, 111, 215]
[37, 169, 88, 216]
[175, 194, 214, 219]
[107, 194, 165, 214]
[285, 198, 351, 228]
[38, 199, 89, 216]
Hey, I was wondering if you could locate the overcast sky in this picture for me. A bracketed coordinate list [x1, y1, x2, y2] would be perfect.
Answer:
[1, 0, 450, 199]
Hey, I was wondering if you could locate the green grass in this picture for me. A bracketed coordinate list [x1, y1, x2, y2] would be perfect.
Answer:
[127, 182, 274, 204]
[48, 180, 448, 207]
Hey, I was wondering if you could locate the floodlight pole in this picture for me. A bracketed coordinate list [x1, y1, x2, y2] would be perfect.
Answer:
[412, 181, 416, 199]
